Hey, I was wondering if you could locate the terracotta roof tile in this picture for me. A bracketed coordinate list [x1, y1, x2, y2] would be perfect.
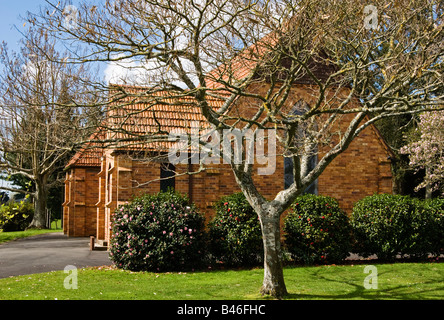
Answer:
[65, 130, 105, 169]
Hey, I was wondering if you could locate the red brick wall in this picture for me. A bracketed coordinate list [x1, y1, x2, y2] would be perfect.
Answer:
[64, 83, 393, 240]
[63, 167, 100, 237]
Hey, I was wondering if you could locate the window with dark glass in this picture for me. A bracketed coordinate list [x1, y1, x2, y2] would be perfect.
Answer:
[160, 163, 175, 192]
[284, 100, 318, 194]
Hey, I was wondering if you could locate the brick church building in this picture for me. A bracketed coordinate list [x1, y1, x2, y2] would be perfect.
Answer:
[62, 39, 394, 246]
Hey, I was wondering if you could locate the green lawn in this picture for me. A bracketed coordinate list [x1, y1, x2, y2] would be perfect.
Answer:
[1, 262, 443, 300]
[0, 220, 62, 244]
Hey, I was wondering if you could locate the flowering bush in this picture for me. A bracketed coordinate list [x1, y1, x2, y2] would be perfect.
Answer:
[208, 192, 263, 267]
[109, 190, 206, 272]
[350, 194, 442, 261]
[284, 194, 352, 265]
[400, 111, 444, 196]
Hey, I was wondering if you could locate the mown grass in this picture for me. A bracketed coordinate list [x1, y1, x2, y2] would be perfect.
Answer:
[1, 262, 443, 300]
[0, 224, 62, 244]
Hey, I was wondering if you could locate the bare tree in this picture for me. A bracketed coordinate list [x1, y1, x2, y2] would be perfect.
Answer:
[0, 26, 102, 229]
[30, 0, 443, 297]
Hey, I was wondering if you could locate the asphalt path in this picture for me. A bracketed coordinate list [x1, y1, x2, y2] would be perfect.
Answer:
[0, 232, 112, 279]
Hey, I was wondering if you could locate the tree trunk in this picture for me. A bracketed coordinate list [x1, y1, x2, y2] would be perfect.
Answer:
[28, 176, 49, 229]
[259, 209, 288, 298]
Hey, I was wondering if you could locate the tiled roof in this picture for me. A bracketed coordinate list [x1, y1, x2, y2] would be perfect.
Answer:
[105, 87, 224, 151]
[66, 31, 337, 167]
[65, 130, 105, 169]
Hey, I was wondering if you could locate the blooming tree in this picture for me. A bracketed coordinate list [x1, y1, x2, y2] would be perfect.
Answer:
[400, 111, 444, 197]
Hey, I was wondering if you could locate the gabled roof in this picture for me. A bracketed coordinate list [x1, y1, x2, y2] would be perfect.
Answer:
[66, 31, 386, 169]
[65, 86, 225, 168]
[204, 31, 336, 90]
[65, 130, 105, 169]
[105, 86, 224, 151]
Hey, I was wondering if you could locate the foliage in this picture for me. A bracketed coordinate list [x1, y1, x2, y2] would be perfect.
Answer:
[283, 194, 352, 265]
[0, 201, 34, 232]
[400, 111, 444, 196]
[208, 192, 263, 267]
[109, 190, 206, 272]
[351, 194, 443, 261]
[420, 198, 444, 257]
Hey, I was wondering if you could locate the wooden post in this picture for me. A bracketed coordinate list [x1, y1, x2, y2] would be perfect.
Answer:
[90, 236, 95, 251]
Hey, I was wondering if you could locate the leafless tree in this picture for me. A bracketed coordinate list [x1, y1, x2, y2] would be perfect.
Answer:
[30, 0, 443, 297]
[0, 26, 102, 228]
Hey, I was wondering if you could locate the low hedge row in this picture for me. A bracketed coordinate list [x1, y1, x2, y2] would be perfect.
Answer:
[351, 194, 444, 261]
[109, 191, 444, 271]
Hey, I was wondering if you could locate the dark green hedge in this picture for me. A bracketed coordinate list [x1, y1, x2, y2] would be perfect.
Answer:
[284, 194, 352, 264]
[351, 194, 444, 261]
[208, 192, 263, 267]
[109, 190, 444, 270]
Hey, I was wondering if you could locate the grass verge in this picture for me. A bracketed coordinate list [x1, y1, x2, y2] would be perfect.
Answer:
[0, 220, 62, 244]
[1, 262, 443, 300]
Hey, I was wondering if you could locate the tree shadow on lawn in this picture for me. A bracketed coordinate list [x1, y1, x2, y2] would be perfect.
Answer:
[282, 263, 444, 300]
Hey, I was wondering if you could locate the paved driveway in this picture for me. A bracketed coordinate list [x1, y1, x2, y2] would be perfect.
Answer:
[0, 232, 112, 279]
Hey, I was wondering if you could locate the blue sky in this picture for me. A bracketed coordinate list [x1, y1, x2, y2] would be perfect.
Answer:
[0, 1, 48, 52]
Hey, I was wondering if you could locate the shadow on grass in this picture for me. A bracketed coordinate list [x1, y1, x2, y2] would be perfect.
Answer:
[281, 263, 444, 300]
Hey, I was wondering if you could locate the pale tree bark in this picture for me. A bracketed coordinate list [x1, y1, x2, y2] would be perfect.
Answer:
[259, 206, 287, 297]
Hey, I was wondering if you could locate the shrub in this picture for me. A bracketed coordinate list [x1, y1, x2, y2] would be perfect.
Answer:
[208, 192, 263, 267]
[109, 190, 206, 272]
[284, 194, 352, 265]
[421, 198, 444, 257]
[351, 194, 431, 261]
[0, 201, 33, 232]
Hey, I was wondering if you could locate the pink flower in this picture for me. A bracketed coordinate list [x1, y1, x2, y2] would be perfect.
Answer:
[162, 231, 166, 234]
[170, 251, 174, 254]
[169, 232, 173, 236]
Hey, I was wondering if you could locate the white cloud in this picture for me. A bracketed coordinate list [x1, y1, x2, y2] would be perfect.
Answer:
[103, 54, 198, 89]
[103, 56, 148, 85]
